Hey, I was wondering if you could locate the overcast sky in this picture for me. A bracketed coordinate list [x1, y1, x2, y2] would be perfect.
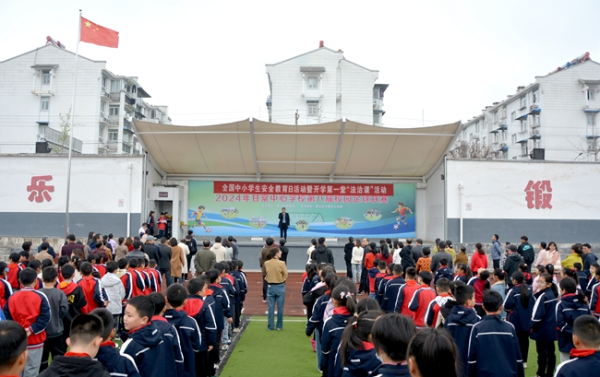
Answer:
[2, 0, 599, 127]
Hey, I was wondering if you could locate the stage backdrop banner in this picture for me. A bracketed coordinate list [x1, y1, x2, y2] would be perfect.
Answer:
[188, 181, 415, 238]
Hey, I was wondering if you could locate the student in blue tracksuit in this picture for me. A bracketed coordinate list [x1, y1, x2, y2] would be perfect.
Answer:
[148, 293, 185, 377]
[554, 315, 600, 377]
[467, 291, 524, 377]
[370, 313, 416, 377]
[165, 284, 202, 377]
[380, 264, 405, 312]
[556, 277, 591, 363]
[321, 283, 357, 377]
[334, 310, 382, 377]
[184, 277, 218, 377]
[230, 260, 248, 331]
[307, 272, 337, 372]
[407, 328, 460, 377]
[375, 263, 395, 305]
[92, 308, 141, 377]
[444, 284, 479, 376]
[503, 271, 533, 369]
[205, 269, 231, 369]
[120, 296, 178, 377]
[530, 273, 558, 377]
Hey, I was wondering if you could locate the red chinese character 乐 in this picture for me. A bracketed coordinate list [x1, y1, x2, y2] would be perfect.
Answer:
[27, 175, 54, 203]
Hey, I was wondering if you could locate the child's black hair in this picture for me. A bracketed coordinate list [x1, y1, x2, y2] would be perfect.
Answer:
[440, 258, 448, 266]
[493, 268, 505, 281]
[573, 315, 600, 348]
[117, 258, 128, 270]
[0, 320, 28, 369]
[331, 284, 357, 315]
[339, 310, 382, 366]
[483, 290, 503, 313]
[58, 256, 69, 267]
[126, 296, 155, 322]
[237, 260, 244, 269]
[166, 284, 188, 308]
[454, 284, 475, 305]
[559, 277, 585, 304]
[87, 254, 95, 263]
[539, 273, 559, 297]
[573, 262, 583, 272]
[80, 261, 93, 276]
[356, 297, 380, 314]
[393, 264, 403, 276]
[408, 328, 458, 377]
[206, 269, 221, 284]
[511, 271, 530, 308]
[422, 247, 431, 256]
[455, 263, 472, 280]
[562, 268, 580, 287]
[19, 268, 37, 286]
[69, 314, 104, 345]
[106, 261, 118, 274]
[0, 262, 6, 277]
[149, 260, 157, 268]
[128, 258, 138, 269]
[419, 271, 432, 286]
[324, 272, 338, 290]
[91, 271, 101, 279]
[90, 308, 115, 341]
[518, 263, 529, 273]
[435, 278, 451, 293]
[405, 267, 416, 280]
[148, 292, 166, 315]
[9, 252, 19, 263]
[61, 264, 75, 279]
[372, 313, 416, 362]
[187, 277, 207, 295]
[306, 263, 318, 281]
[29, 260, 41, 271]
[378, 260, 387, 270]
[449, 280, 464, 297]
[479, 270, 490, 281]
[42, 266, 57, 283]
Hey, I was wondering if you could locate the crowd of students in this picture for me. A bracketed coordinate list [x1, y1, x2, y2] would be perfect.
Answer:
[0, 232, 248, 377]
[303, 236, 600, 377]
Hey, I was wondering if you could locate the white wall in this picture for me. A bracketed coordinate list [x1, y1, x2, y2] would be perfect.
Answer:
[424, 161, 446, 241]
[0, 155, 144, 213]
[446, 159, 600, 220]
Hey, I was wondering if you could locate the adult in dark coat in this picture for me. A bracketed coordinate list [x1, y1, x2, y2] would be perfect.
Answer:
[278, 207, 290, 239]
[344, 237, 354, 279]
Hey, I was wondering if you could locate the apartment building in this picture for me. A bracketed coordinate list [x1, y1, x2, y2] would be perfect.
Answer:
[457, 53, 600, 161]
[0, 43, 170, 155]
[266, 42, 388, 125]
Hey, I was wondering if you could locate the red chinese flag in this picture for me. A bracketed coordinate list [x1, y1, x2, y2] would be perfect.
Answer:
[80, 17, 119, 48]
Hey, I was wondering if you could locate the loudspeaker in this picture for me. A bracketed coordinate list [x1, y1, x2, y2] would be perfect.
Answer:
[36, 141, 50, 153]
[532, 148, 545, 160]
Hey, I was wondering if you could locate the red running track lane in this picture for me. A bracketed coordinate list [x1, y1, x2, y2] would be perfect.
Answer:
[243, 272, 307, 317]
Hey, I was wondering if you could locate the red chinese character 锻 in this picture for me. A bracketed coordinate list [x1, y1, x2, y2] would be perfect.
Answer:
[27, 175, 54, 203]
[524, 180, 552, 209]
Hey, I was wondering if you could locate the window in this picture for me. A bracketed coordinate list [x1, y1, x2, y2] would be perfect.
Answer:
[475, 122, 480, 132]
[502, 130, 507, 141]
[492, 111, 498, 122]
[308, 102, 318, 116]
[110, 80, 121, 92]
[587, 113, 596, 125]
[493, 132, 498, 143]
[100, 101, 106, 117]
[588, 89, 595, 101]
[512, 134, 517, 144]
[533, 90, 539, 103]
[534, 115, 541, 126]
[101, 77, 108, 92]
[109, 105, 119, 116]
[520, 119, 527, 132]
[520, 96, 527, 108]
[511, 111, 516, 121]
[42, 70, 51, 85]
[307, 77, 318, 89]
[588, 138, 597, 151]
[521, 143, 528, 156]
[482, 136, 487, 145]
[40, 97, 50, 111]
[108, 131, 118, 141]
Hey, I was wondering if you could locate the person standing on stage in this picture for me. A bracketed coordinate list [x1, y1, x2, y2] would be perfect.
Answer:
[278, 207, 290, 240]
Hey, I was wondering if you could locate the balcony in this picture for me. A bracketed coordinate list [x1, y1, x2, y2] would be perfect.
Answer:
[529, 129, 541, 139]
[123, 119, 134, 132]
[373, 99, 384, 112]
[122, 143, 131, 154]
[99, 116, 110, 126]
[38, 125, 83, 153]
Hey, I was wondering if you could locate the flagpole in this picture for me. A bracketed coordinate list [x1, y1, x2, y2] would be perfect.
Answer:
[65, 9, 81, 238]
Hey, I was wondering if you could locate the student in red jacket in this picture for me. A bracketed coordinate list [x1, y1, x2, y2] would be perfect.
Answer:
[0, 261, 13, 309]
[394, 267, 419, 318]
[121, 259, 146, 300]
[6, 252, 23, 290]
[77, 262, 109, 314]
[148, 260, 162, 293]
[4, 267, 51, 377]
[468, 269, 491, 317]
[0, 320, 29, 377]
[93, 254, 107, 278]
[409, 271, 437, 328]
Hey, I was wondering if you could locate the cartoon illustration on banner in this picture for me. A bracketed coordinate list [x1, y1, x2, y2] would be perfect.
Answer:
[187, 181, 416, 237]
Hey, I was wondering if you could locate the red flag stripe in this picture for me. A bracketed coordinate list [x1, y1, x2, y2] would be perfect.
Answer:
[80, 17, 119, 48]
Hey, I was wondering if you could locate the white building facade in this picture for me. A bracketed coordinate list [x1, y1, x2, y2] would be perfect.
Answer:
[457, 53, 600, 161]
[266, 44, 388, 126]
[0, 44, 171, 155]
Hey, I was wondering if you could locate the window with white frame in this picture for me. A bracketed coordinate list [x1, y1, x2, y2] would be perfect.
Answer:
[588, 89, 595, 101]
[493, 132, 498, 143]
[100, 101, 106, 117]
[109, 105, 119, 116]
[520, 119, 527, 132]
[108, 131, 118, 141]
[520, 96, 527, 108]
[533, 90, 539, 103]
[307, 77, 318, 89]
[512, 134, 517, 144]
[110, 80, 120, 92]
[101, 77, 108, 92]
[475, 122, 480, 132]
[41, 70, 51, 85]
[492, 112, 498, 122]
[502, 130, 507, 141]
[587, 113, 596, 125]
[308, 102, 318, 116]
[534, 115, 540, 126]
[40, 97, 50, 111]
[521, 142, 528, 156]
[511, 111, 516, 121]
[588, 137, 597, 151]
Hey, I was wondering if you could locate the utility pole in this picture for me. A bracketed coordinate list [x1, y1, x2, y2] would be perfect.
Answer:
[295, 110, 299, 125]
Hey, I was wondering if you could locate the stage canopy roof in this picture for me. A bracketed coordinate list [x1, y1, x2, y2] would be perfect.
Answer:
[132, 118, 461, 182]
